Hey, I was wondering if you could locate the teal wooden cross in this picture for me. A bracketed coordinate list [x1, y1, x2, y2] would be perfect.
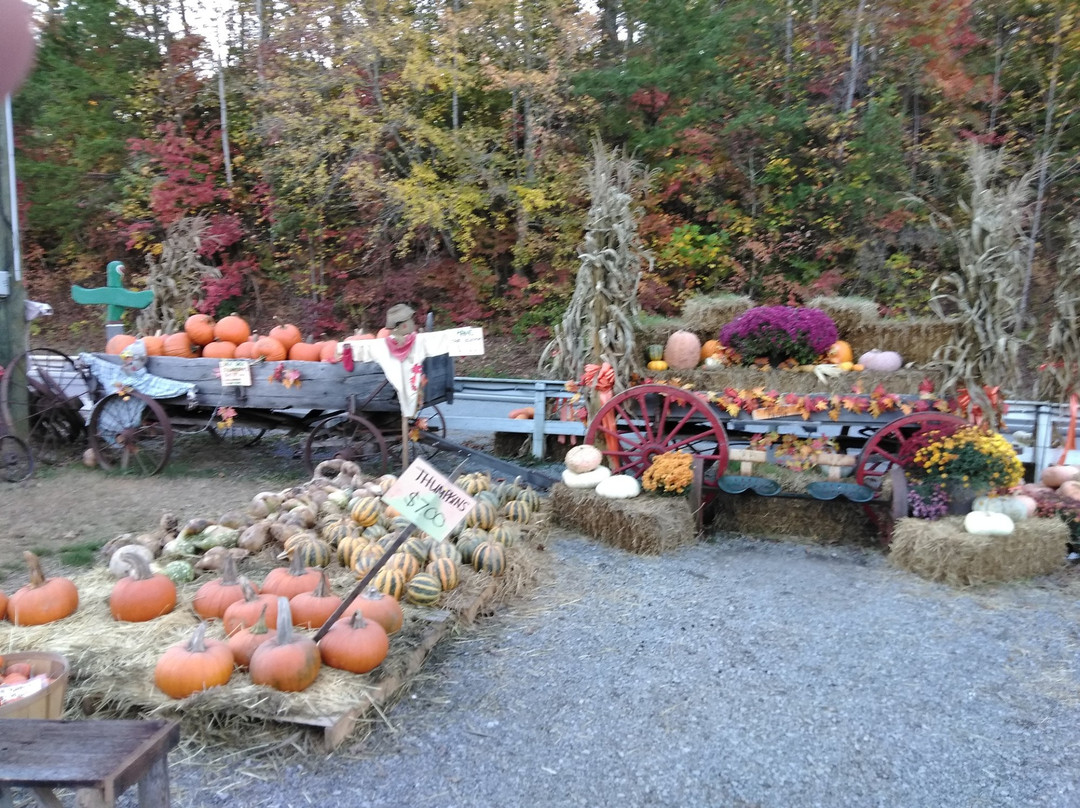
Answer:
[71, 261, 155, 321]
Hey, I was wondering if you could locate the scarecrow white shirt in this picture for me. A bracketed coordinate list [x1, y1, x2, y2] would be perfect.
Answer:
[336, 332, 452, 417]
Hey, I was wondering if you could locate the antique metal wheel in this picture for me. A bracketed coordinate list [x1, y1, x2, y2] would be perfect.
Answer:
[303, 412, 389, 477]
[0, 434, 34, 482]
[89, 390, 174, 475]
[1, 349, 90, 465]
[584, 384, 729, 494]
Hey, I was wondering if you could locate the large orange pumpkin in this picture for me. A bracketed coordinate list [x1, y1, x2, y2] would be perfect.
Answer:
[234, 340, 258, 359]
[319, 340, 339, 362]
[8, 552, 79, 626]
[251, 336, 287, 361]
[268, 324, 302, 352]
[109, 554, 177, 622]
[214, 314, 251, 345]
[106, 334, 137, 355]
[141, 334, 165, 356]
[202, 341, 237, 359]
[163, 331, 196, 357]
[154, 622, 234, 699]
[248, 597, 321, 692]
[317, 610, 389, 674]
[184, 314, 216, 346]
[288, 341, 322, 362]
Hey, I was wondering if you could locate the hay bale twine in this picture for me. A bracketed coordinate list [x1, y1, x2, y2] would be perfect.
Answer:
[888, 516, 1067, 586]
[549, 484, 697, 555]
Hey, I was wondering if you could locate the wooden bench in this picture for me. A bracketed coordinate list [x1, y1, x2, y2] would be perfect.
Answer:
[0, 719, 179, 808]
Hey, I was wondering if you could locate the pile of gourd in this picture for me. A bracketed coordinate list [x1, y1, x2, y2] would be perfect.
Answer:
[560, 445, 641, 499]
[960, 464, 1079, 536]
[1, 460, 546, 699]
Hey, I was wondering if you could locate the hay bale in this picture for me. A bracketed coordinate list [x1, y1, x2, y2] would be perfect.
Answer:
[710, 492, 880, 546]
[549, 484, 698, 554]
[806, 296, 881, 337]
[846, 319, 960, 365]
[637, 315, 688, 353]
[680, 294, 755, 336]
[888, 517, 1067, 586]
[650, 366, 948, 396]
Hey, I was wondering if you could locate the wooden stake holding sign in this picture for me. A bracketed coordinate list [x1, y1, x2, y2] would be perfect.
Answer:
[313, 458, 476, 642]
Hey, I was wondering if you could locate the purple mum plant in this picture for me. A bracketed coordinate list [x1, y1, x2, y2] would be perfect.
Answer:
[719, 306, 839, 366]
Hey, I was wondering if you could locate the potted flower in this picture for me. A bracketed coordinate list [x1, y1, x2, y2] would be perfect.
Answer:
[719, 306, 838, 367]
[642, 451, 695, 495]
[900, 423, 1024, 516]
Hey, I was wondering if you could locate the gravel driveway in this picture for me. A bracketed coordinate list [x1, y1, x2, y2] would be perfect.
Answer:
[167, 532, 1080, 808]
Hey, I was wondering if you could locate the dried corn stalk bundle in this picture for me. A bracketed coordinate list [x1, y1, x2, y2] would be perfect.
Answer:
[136, 215, 222, 336]
[539, 139, 654, 406]
[921, 144, 1037, 425]
[1035, 219, 1080, 402]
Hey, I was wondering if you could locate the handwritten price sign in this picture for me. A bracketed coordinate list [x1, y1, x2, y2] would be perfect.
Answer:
[381, 458, 476, 541]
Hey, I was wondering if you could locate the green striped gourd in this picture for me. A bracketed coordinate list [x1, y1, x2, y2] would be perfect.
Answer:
[472, 541, 506, 576]
[337, 534, 370, 569]
[405, 572, 442, 606]
[475, 490, 502, 509]
[350, 496, 382, 527]
[455, 534, 485, 564]
[386, 552, 420, 581]
[455, 472, 490, 496]
[372, 568, 406, 599]
[426, 557, 459, 591]
[487, 523, 519, 548]
[321, 517, 356, 546]
[502, 500, 532, 524]
[401, 535, 431, 565]
[362, 524, 388, 541]
[287, 533, 333, 568]
[351, 555, 377, 578]
[389, 516, 413, 533]
[467, 502, 498, 531]
[516, 487, 542, 511]
[428, 540, 462, 564]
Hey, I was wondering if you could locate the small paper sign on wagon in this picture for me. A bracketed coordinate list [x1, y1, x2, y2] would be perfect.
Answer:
[381, 458, 476, 542]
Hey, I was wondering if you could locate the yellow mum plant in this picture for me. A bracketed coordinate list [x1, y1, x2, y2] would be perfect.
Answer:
[642, 451, 695, 495]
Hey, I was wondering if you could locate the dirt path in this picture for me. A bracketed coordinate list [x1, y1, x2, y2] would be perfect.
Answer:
[0, 431, 305, 589]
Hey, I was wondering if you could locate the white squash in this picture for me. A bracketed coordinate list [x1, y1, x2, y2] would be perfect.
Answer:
[562, 465, 612, 489]
[857, 349, 903, 373]
[595, 474, 641, 499]
[565, 444, 604, 474]
[971, 495, 1030, 522]
[108, 544, 155, 578]
[963, 510, 1015, 536]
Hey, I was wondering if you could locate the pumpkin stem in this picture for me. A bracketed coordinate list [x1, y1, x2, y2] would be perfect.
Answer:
[349, 611, 369, 629]
[238, 577, 259, 603]
[275, 596, 295, 645]
[313, 571, 331, 598]
[186, 621, 210, 653]
[23, 551, 46, 588]
[287, 547, 308, 576]
[250, 604, 269, 636]
[220, 553, 240, 586]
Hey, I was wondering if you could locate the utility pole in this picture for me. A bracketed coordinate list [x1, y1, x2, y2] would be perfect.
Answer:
[0, 95, 28, 438]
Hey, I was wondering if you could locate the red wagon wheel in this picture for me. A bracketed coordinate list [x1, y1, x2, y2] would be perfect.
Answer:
[89, 390, 174, 475]
[854, 411, 968, 540]
[584, 384, 729, 489]
[1, 349, 90, 465]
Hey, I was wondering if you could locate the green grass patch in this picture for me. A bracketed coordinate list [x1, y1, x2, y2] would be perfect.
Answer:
[57, 539, 105, 567]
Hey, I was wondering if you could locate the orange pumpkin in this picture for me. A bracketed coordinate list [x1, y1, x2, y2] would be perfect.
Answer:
[376, 327, 392, 338]
[201, 341, 237, 359]
[154, 622, 234, 699]
[288, 341, 322, 362]
[251, 336, 287, 361]
[192, 554, 248, 620]
[248, 597, 321, 692]
[214, 314, 251, 345]
[234, 340, 258, 359]
[184, 314, 216, 346]
[268, 323, 302, 352]
[226, 604, 273, 670]
[700, 339, 723, 361]
[827, 340, 853, 364]
[0, 589, 7, 621]
[163, 331, 196, 357]
[222, 578, 279, 635]
[109, 554, 177, 622]
[317, 610, 390, 674]
[319, 340, 339, 362]
[141, 334, 165, 356]
[289, 572, 342, 629]
[8, 552, 79, 626]
[261, 551, 322, 600]
[343, 586, 403, 635]
[106, 334, 137, 355]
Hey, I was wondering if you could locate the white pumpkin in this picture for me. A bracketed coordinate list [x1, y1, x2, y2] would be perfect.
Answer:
[564, 444, 604, 474]
[594, 474, 641, 499]
[562, 465, 612, 489]
[108, 543, 155, 578]
[971, 495, 1031, 522]
[963, 510, 1015, 536]
[857, 349, 903, 373]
